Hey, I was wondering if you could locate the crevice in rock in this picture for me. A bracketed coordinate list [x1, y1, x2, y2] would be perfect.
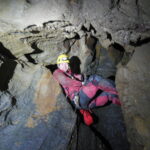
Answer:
[106, 32, 112, 41]
[4, 109, 11, 122]
[43, 20, 71, 29]
[24, 41, 43, 64]
[64, 38, 78, 52]
[110, 0, 120, 9]
[30, 30, 40, 34]
[71, 112, 113, 150]
[121, 51, 135, 66]
[0, 42, 16, 60]
[24, 24, 37, 31]
[67, 121, 78, 150]
[81, 25, 88, 32]
[26, 0, 31, 4]
[46, 64, 57, 73]
[135, 0, 140, 17]
[130, 37, 150, 46]
[89, 126, 113, 150]
[110, 42, 125, 53]
[86, 36, 97, 52]
[11, 97, 17, 107]
[86, 35, 98, 63]
[0, 60, 17, 91]
[75, 107, 128, 150]
[116, 0, 120, 5]
[107, 75, 116, 81]
[89, 24, 97, 34]
[108, 42, 133, 66]
[81, 24, 97, 34]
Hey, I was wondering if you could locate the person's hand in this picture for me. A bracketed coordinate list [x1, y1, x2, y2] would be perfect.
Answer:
[73, 95, 80, 108]
[82, 81, 86, 85]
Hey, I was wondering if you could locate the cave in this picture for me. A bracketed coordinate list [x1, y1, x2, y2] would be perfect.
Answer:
[0, 0, 150, 150]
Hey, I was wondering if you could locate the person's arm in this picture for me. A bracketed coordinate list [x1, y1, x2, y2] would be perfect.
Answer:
[53, 70, 82, 87]
[67, 69, 83, 81]
[73, 74, 83, 81]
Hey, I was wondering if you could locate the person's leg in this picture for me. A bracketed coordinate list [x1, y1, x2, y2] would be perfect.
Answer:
[89, 92, 121, 109]
[81, 82, 99, 98]
[88, 75, 118, 95]
[79, 90, 92, 109]
[108, 94, 122, 106]
[79, 75, 121, 109]
[88, 74, 103, 84]
[77, 90, 94, 125]
[88, 92, 109, 109]
[79, 81, 103, 109]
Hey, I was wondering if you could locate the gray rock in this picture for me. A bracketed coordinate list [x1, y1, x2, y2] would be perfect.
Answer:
[0, 0, 149, 149]
[116, 43, 150, 150]
[0, 59, 76, 150]
[0, 91, 12, 111]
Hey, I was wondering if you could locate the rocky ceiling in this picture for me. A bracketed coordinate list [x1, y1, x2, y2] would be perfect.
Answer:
[0, 0, 150, 150]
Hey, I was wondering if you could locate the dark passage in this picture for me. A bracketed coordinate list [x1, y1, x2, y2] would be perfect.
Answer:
[0, 42, 16, 60]
[0, 59, 17, 91]
[25, 42, 43, 64]
[76, 104, 130, 150]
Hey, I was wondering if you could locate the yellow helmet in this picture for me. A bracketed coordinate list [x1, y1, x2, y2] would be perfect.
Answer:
[57, 54, 70, 64]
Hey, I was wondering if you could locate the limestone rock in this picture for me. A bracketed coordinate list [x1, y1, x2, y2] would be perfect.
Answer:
[0, 0, 149, 45]
[0, 0, 150, 149]
[116, 43, 150, 150]
[91, 43, 124, 78]
[0, 33, 33, 58]
[0, 58, 76, 150]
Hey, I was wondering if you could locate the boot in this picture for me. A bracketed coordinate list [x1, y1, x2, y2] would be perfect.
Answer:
[112, 98, 122, 106]
[80, 109, 94, 126]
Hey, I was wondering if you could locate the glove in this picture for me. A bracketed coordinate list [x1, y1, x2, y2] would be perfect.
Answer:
[73, 95, 80, 109]
[80, 109, 94, 126]
[82, 81, 86, 85]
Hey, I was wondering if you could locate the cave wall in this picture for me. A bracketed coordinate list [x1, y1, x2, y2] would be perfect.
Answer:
[0, 0, 150, 150]
[0, 0, 150, 47]
[0, 57, 76, 150]
[116, 43, 150, 150]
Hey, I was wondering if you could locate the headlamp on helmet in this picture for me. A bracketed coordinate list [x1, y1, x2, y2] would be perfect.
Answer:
[57, 54, 70, 64]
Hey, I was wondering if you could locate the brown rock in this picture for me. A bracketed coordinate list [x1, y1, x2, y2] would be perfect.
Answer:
[34, 69, 61, 117]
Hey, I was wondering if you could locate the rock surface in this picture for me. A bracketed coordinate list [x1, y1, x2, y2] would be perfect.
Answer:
[0, 58, 76, 150]
[76, 104, 130, 150]
[0, 0, 150, 150]
[0, 0, 150, 45]
[116, 43, 150, 150]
